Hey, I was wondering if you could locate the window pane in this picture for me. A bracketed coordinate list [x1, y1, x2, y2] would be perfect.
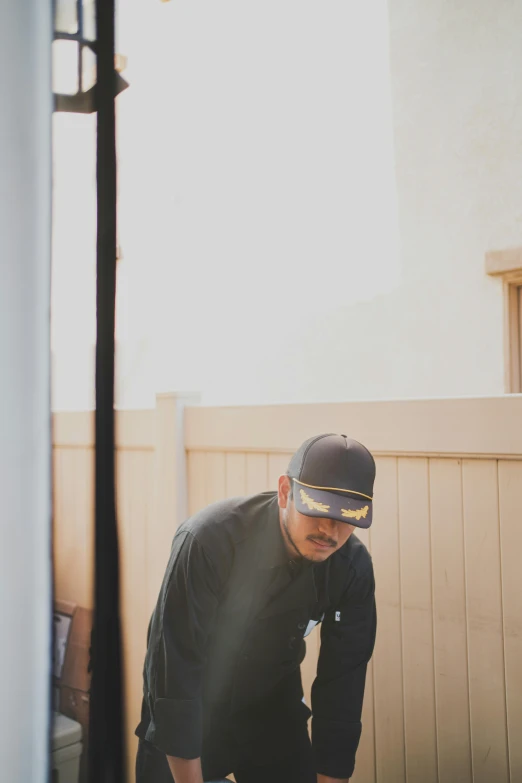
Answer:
[83, 0, 96, 41]
[52, 40, 79, 95]
[82, 46, 96, 93]
[54, 0, 78, 35]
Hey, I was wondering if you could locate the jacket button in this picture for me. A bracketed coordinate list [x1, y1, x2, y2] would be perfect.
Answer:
[298, 622, 306, 630]
[289, 637, 296, 648]
[243, 654, 249, 661]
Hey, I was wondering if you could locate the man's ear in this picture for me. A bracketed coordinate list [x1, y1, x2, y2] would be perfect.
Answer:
[278, 475, 292, 509]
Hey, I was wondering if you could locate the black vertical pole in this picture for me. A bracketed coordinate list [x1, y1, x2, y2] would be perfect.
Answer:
[88, 0, 125, 779]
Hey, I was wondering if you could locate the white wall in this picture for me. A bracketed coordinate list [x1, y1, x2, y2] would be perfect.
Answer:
[375, 0, 522, 399]
[238, 0, 522, 405]
[52, 1, 400, 409]
[51, 0, 522, 409]
[0, 1, 52, 781]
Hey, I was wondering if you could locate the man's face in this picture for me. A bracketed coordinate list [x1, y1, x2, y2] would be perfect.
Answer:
[277, 476, 356, 563]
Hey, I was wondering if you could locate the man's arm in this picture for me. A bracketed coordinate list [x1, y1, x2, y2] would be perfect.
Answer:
[144, 531, 223, 765]
[166, 755, 204, 783]
[311, 562, 376, 781]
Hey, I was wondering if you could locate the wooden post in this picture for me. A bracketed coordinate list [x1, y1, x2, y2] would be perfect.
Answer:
[148, 392, 200, 609]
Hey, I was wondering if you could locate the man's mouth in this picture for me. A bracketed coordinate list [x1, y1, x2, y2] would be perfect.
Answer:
[308, 537, 335, 549]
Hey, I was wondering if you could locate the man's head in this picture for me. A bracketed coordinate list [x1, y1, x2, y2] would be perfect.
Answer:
[277, 433, 376, 563]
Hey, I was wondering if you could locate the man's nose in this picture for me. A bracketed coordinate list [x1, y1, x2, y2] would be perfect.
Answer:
[317, 517, 337, 537]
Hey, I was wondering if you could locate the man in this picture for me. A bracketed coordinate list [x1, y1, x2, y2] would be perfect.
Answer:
[136, 433, 377, 783]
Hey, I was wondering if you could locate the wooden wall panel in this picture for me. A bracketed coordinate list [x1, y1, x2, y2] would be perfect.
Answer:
[351, 515, 375, 781]
[187, 450, 207, 515]
[371, 456, 405, 783]
[185, 397, 522, 458]
[429, 459, 472, 782]
[205, 451, 226, 505]
[462, 460, 509, 783]
[498, 460, 522, 781]
[53, 401, 522, 783]
[117, 450, 154, 780]
[351, 525, 375, 782]
[301, 625, 319, 709]
[226, 452, 247, 497]
[246, 452, 269, 494]
[398, 457, 438, 783]
[351, 658, 376, 783]
[53, 446, 94, 609]
[268, 452, 292, 489]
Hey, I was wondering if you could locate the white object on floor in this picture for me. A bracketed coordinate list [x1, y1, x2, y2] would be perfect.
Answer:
[52, 712, 83, 783]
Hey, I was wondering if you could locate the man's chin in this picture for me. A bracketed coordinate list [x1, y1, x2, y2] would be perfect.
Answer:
[302, 545, 335, 562]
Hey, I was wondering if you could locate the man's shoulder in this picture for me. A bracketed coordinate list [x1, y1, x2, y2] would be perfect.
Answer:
[179, 491, 278, 555]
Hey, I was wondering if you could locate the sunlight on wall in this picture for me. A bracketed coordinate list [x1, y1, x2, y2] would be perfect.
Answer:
[51, 1, 399, 409]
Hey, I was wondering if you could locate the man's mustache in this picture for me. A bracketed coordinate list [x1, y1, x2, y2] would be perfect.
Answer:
[307, 535, 337, 547]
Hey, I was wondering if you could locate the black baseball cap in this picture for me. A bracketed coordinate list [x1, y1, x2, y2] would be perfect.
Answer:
[287, 433, 376, 528]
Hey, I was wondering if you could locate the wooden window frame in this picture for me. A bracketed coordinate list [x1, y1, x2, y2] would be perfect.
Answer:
[486, 247, 522, 393]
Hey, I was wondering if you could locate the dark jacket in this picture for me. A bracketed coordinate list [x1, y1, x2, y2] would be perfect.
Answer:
[136, 492, 376, 780]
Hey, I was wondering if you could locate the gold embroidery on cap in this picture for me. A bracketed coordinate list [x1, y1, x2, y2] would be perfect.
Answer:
[293, 478, 373, 501]
[300, 489, 330, 513]
[341, 505, 369, 521]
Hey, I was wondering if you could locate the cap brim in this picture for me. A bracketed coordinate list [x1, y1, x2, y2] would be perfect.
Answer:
[293, 482, 373, 528]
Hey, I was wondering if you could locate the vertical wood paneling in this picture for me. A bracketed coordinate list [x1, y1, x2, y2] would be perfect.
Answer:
[187, 451, 207, 515]
[267, 452, 292, 489]
[352, 521, 375, 783]
[52, 449, 67, 595]
[53, 447, 94, 608]
[301, 624, 319, 709]
[352, 658, 376, 783]
[429, 458, 472, 782]
[205, 451, 226, 505]
[398, 457, 438, 783]
[498, 460, 522, 781]
[352, 521, 375, 781]
[462, 460, 509, 783]
[53, 402, 522, 783]
[246, 452, 269, 494]
[226, 452, 247, 497]
[371, 456, 405, 783]
[117, 450, 154, 781]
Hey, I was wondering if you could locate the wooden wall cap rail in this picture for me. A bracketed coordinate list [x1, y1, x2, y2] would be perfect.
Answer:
[185, 448, 522, 461]
[52, 395, 522, 457]
[184, 396, 522, 458]
[52, 409, 156, 449]
[52, 393, 199, 449]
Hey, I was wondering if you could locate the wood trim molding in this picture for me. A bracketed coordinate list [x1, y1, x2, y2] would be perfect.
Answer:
[486, 247, 522, 279]
[504, 281, 521, 393]
[487, 248, 522, 392]
[185, 396, 522, 458]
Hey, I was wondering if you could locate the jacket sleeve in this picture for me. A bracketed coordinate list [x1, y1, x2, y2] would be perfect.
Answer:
[311, 563, 377, 779]
[144, 530, 221, 759]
